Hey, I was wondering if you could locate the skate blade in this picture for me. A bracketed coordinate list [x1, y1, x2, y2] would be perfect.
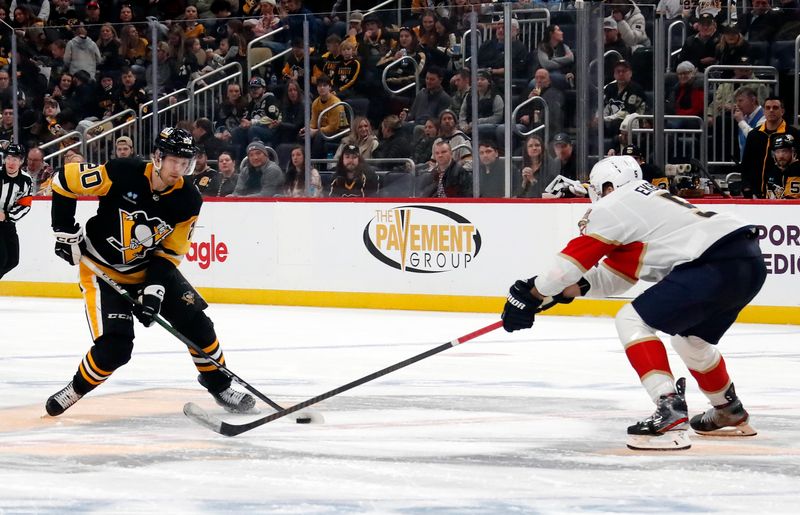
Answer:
[626, 430, 692, 451]
[694, 423, 757, 437]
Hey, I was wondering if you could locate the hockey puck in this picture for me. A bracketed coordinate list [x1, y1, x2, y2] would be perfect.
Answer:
[296, 417, 312, 424]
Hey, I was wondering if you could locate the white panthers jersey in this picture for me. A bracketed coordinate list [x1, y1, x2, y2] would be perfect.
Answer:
[536, 180, 748, 297]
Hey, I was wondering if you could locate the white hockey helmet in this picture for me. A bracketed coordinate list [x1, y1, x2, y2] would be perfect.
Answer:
[588, 155, 643, 202]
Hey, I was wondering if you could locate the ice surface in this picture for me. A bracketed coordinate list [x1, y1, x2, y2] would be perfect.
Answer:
[1, 298, 798, 513]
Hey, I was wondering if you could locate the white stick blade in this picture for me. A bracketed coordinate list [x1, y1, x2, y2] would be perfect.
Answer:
[183, 402, 224, 434]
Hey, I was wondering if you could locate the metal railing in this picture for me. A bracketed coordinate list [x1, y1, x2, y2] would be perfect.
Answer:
[381, 55, 422, 95]
[703, 65, 779, 168]
[666, 20, 686, 73]
[246, 26, 290, 84]
[511, 96, 550, 145]
[625, 114, 706, 166]
[41, 131, 83, 170]
[137, 89, 192, 156]
[82, 110, 137, 165]
[189, 63, 243, 128]
[317, 101, 354, 140]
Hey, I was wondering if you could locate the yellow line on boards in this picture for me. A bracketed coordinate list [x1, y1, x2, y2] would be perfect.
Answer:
[0, 282, 796, 325]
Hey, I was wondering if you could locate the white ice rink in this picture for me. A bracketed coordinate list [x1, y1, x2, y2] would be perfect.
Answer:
[0, 297, 798, 514]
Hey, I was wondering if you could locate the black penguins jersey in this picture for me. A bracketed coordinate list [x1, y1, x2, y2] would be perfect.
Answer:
[51, 158, 202, 283]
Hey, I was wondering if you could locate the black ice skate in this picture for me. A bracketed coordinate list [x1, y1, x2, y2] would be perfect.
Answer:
[198, 374, 257, 414]
[626, 377, 691, 451]
[45, 381, 84, 416]
[690, 383, 757, 437]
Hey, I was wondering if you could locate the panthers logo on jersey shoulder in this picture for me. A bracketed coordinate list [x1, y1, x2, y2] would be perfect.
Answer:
[106, 209, 173, 264]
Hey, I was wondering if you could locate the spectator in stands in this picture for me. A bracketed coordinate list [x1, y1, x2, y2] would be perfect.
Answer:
[244, 0, 281, 46]
[190, 146, 221, 197]
[400, 66, 452, 132]
[741, 96, 800, 198]
[24, 147, 53, 195]
[119, 25, 149, 74]
[48, 0, 77, 41]
[356, 12, 396, 74]
[737, 0, 779, 42]
[413, 118, 439, 167]
[434, 109, 472, 167]
[303, 75, 347, 158]
[14, 0, 48, 22]
[284, 146, 322, 197]
[233, 76, 282, 157]
[275, 79, 305, 144]
[233, 140, 284, 197]
[449, 68, 470, 115]
[114, 136, 136, 159]
[180, 5, 205, 41]
[332, 39, 361, 98]
[95, 71, 116, 119]
[602, 59, 648, 136]
[421, 140, 472, 198]
[63, 148, 84, 163]
[733, 86, 765, 160]
[314, 34, 344, 87]
[42, 96, 63, 139]
[378, 26, 426, 93]
[708, 56, 769, 125]
[81, 1, 101, 38]
[43, 40, 67, 91]
[716, 23, 750, 74]
[96, 23, 123, 78]
[334, 116, 378, 161]
[477, 139, 505, 197]
[329, 143, 379, 197]
[655, 0, 684, 20]
[603, 17, 631, 79]
[213, 151, 239, 197]
[537, 25, 575, 88]
[666, 61, 705, 127]
[608, 0, 651, 51]
[345, 9, 364, 39]
[112, 67, 147, 117]
[64, 69, 94, 122]
[281, 37, 315, 84]
[176, 37, 206, 84]
[477, 17, 534, 85]
[446, 0, 473, 34]
[373, 114, 412, 162]
[145, 41, 179, 94]
[550, 132, 577, 180]
[192, 118, 228, 160]
[678, 13, 719, 71]
[64, 22, 102, 78]
[518, 68, 565, 136]
[277, 0, 323, 46]
[0, 69, 9, 105]
[459, 70, 503, 140]
[516, 134, 554, 198]
[216, 82, 247, 135]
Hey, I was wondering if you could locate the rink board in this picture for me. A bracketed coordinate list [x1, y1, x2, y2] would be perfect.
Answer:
[1, 198, 798, 324]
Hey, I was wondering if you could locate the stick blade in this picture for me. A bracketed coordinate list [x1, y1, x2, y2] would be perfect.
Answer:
[183, 402, 226, 435]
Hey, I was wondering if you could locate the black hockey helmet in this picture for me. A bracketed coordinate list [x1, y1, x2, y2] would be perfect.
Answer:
[153, 127, 197, 158]
[772, 134, 795, 151]
[5, 142, 26, 159]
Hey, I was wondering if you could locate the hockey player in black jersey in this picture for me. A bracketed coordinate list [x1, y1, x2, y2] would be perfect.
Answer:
[0, 144, 33, 279]
[46, 127, 256, 416]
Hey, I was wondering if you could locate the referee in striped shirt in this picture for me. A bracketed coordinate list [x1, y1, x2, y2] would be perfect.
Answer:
[0, 143, 33, 279]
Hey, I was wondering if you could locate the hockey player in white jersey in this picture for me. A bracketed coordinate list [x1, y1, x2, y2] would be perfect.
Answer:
[501, 156, 766, 450]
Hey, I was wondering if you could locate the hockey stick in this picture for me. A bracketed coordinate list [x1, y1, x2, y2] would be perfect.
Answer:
[184, 320, 504, 436]
[80, 256, 323, 424]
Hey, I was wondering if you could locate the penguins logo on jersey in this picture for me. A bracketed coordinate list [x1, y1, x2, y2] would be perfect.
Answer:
[106, 209, 173, 264]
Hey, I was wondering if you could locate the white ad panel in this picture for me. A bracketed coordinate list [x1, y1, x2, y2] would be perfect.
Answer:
[8, 199, 799, 308]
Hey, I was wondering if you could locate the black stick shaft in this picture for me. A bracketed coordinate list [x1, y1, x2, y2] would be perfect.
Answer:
[81, 257, 286, 413]
[219, 321, 504, 436]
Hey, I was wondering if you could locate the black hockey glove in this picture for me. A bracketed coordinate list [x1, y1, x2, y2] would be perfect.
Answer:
[133, 284, 165, 327]
[538, 277, 591, 312]
[502, 277, 543, 332]
[53, 224, 84, 266]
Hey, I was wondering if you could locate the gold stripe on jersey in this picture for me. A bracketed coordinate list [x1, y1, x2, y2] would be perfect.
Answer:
[155, 216, 197, 267]
[79, 350, 113, 385]
[79, 263, 105, 339]
[53, 163, 114, 198]
[81, 256, 146, 286]
[189, 339, 225, 372]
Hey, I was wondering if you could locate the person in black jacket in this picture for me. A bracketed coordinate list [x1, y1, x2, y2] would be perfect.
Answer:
[373, 115, 412, 161]
[740, 96, 800, 198]
[329, 144, 379, 197]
